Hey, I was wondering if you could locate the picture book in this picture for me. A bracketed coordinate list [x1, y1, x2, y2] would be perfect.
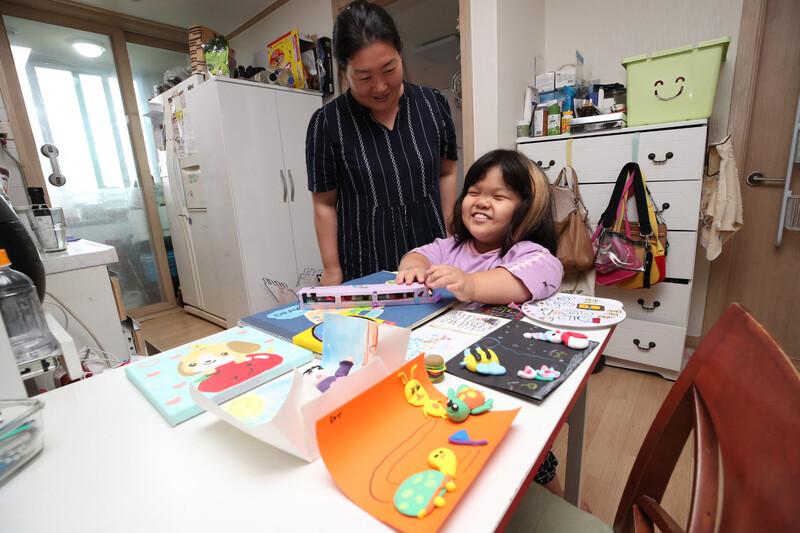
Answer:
[239, 270, 457, 351]
[446, 321, 598, 402]
[192, 319, 412, 462]
[125, 326, 314, 426]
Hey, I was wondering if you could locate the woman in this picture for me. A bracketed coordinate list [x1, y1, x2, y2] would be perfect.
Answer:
[305, 0, 458, 285]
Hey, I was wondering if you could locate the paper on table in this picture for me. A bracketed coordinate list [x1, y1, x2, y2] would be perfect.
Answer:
[192, 322, 411, 462]
[316, 355, 519, 532]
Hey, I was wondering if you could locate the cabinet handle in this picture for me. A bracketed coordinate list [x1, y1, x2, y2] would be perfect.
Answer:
[279, 170, 288, 202]
[633, 339, 656, 351]
[648, 151, 673, 164]
[287, 169, 295, 202]
[536, 159, 556, 170]
[637, 299, 660, 311]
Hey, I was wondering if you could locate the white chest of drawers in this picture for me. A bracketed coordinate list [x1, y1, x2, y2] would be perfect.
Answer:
[517, 120, 708, 380]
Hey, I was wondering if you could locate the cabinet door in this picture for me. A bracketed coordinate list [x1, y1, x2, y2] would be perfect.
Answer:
[276, 90, 323, 277]
[218, 82, 300, 315]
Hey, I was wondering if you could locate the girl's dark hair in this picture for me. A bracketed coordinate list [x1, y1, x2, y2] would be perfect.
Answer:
[333, 0, 403, 83]
[452, 149, 557, 256]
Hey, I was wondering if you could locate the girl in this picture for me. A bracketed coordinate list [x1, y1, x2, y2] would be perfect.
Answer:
[396, 149, 562, 304]
[306, 0, 458, 286]
[396, 149, 571, 501]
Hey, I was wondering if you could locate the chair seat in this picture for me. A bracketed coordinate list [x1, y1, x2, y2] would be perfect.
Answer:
[507, 482, 612, 532]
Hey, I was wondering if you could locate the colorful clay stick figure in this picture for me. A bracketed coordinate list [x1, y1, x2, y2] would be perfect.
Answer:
[398, 364, 447, 419]
[523, 329, 590, 350]
[394, 447, 458, 519]
[460, 346, 506, 375]
[446, 384, 494, 422]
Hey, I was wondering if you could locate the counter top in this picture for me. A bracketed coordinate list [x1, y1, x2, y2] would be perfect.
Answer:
[41, 239, 118, 275]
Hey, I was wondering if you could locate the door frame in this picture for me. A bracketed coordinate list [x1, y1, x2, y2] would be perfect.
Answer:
[0, 1, 187, 315]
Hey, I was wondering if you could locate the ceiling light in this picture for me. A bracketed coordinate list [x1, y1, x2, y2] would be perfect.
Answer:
[72, 42, 105, 58]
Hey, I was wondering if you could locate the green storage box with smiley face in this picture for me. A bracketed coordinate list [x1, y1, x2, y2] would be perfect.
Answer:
[622, 36, 730, 127]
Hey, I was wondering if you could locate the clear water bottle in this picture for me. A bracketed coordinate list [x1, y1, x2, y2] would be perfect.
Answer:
[0, 248, 59, 363]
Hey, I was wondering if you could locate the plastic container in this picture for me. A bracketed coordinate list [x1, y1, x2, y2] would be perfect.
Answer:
[0, 194, 45, 302]
[0, 249, 59, 363]
[0, 399, 44, 486]
[622, 36, 730, 127]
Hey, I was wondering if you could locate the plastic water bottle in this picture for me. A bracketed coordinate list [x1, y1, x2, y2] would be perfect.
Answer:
[0, 248, 59, 363]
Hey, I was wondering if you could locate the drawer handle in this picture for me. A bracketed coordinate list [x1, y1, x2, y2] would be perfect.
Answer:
[648, 151, 673, 164]
[633, 339, 656, 351]
[637, 299, 660, 311]
[536, 159, 556, 170]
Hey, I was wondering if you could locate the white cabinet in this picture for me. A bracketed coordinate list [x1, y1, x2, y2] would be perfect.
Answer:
[188, 78, 322, 328]
[518, 120, 708, 379]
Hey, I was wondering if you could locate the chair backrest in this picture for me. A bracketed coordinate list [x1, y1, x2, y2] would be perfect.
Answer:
[613, 303, 800, 533]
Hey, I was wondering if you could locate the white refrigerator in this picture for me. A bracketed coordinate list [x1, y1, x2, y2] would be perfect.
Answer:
[149, 74, 226, 326]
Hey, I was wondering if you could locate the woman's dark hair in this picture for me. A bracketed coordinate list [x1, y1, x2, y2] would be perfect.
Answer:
[451, 149, 557, 256]
[333, 0, 403, 83]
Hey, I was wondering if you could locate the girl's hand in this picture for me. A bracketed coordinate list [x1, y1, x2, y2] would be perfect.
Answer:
[395, 264, 428, 285]
[425, 265, 475, 301]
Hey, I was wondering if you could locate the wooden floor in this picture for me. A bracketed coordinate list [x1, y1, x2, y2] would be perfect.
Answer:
[138, 309, 691, 528]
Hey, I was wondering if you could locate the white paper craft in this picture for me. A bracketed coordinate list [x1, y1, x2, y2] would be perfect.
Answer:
[521, 293, 626, 328]
[191, 316, 411, 462]
[429, 309, 509, 335]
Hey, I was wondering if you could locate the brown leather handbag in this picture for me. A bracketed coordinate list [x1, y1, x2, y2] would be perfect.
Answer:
[552, 167, 594, 274]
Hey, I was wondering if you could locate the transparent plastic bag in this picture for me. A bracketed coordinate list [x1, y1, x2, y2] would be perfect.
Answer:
[593, 230, 646, 274]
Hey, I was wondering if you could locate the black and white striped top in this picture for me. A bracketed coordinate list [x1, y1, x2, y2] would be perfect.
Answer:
[306, 82, 458, 282]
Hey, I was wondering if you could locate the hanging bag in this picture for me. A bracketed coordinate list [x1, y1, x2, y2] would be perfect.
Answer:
[592, 162, 667, 289]
[552, 167, 594, 274]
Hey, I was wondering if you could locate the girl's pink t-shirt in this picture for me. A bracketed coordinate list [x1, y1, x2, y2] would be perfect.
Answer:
[407, 237, 564, 302]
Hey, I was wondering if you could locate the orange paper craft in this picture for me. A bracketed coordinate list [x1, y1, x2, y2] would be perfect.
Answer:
[316, 355, 519, 532]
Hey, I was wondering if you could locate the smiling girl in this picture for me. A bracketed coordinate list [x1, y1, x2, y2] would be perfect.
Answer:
[396, 149, 562, 304]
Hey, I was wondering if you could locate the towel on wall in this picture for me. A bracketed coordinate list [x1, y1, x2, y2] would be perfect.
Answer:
[700, 136, 743, 260]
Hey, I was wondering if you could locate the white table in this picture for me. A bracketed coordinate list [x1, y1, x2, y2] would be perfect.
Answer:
[0, 321, 612, 532]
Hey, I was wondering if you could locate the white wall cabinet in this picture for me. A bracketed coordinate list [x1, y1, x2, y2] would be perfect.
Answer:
[518, 120, 708, 379]
[189, 78, 322, 328]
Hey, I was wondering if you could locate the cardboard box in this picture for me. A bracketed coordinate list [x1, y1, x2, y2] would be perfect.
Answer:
[535, 72, 555, 93]
[267, 29, 308, 89]
[188, 25, 222, 73]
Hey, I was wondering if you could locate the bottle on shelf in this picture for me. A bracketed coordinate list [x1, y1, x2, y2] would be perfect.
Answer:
[0, 249, 59, 363]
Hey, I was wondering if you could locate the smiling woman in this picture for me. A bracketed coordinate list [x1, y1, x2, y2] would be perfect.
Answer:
[306, 0, 459, 286]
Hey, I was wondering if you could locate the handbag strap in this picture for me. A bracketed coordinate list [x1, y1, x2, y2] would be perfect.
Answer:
[598, 162, 653, 236]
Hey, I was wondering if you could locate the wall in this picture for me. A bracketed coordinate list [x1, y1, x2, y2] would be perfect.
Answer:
[543, 0, 743, 143]
[229, 0, 333, 70]
[497, 0, 544, 151]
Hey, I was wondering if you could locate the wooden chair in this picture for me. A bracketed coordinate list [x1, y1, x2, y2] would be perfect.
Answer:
[614, 302, 800, 532]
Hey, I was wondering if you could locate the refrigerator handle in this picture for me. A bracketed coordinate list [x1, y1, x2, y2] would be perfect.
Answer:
[279, 169, 288, 202]
[288, 169, 295, 202]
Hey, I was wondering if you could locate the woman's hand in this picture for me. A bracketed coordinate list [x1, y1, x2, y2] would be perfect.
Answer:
[425, 265, 475, 302]
[320, 267, 344, 286]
